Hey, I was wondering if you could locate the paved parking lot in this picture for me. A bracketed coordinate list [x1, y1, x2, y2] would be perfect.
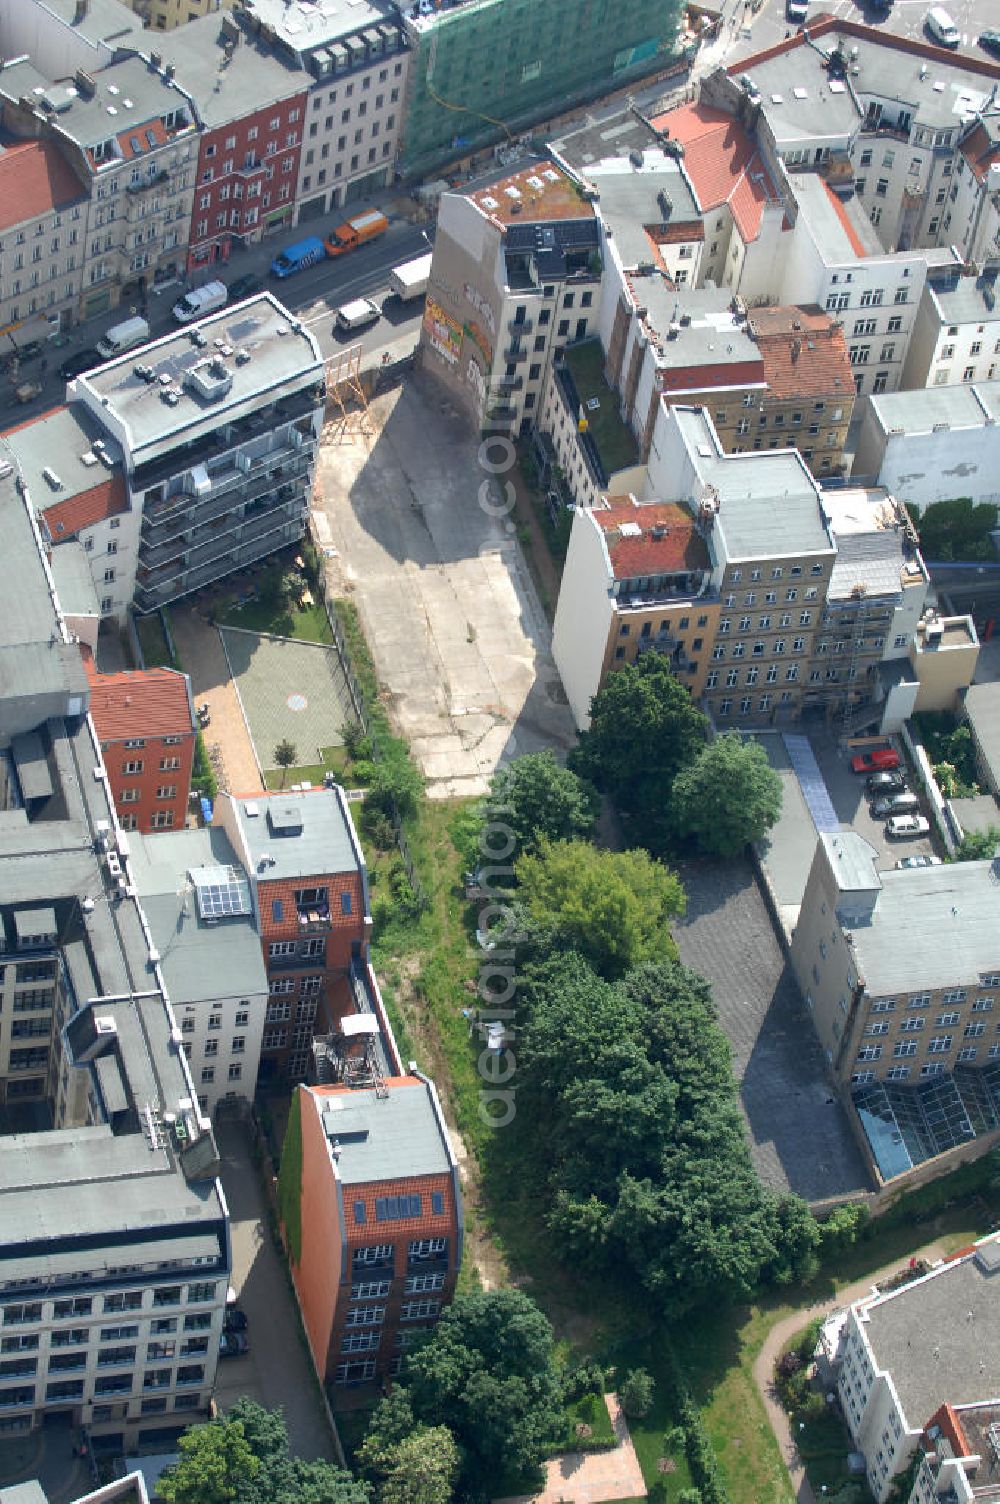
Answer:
[315, 374, 576, 798]
[756, 728, 937, 933]
[729, 0, 1000, 64]
[674, 857, 870, 1201]
[214, 1116, 336, 1461]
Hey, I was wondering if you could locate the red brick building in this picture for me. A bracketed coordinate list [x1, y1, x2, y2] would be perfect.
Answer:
[86, 657, 196, 833]
[285, 1073, 463, 1390]
[187, 91, 307, 272]
[218, 789, 372, 1085]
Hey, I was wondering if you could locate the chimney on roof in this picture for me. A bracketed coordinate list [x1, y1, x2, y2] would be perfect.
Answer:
[791, 338, 801, 363]
[74, 0, 89, 22]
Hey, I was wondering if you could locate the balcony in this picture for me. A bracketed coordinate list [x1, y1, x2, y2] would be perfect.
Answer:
[866, 122, 910, 143]
[495, 375, 523, 394]
[636, 629, 678, 656]
[297, 907, 332, 933]
[508, 317, 533, 335]
[126, 170, 171, 197]
[502, 344, 528, 363]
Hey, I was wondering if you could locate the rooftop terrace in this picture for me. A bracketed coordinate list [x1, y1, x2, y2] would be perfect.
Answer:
[560, 340, 640, 479]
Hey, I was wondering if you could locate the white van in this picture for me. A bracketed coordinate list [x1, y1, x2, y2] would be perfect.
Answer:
[96, 315, 151, 360]
[172, 280, 228, 324]
[335, 297, 381, 332]
[925, 6, 960, 45]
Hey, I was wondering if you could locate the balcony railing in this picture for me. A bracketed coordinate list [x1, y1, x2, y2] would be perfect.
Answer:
[297, 907, 332, 932]
[502, 344, 528, 363]
[507, 317, 533, 335]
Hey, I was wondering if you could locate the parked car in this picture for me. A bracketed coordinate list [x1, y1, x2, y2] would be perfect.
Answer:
[866, 771, 906, 796]
[980, 28, 1000, 56]
[59, 347, 102, 381]
[851, 747, 900, 774]
[896, 854, 942, 869]
[886, 814, 931, 839]
[219, 1331, 250, 1358]
[224, 1306, 248, 1332]
[228, 273, 264, 300]
[871, 792, 920, 818]
[925, 5, 960, 46]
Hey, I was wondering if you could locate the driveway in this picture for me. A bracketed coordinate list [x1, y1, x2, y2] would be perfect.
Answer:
[170, 606, 264, 797]
[214, 1116, 336, 1461]
[495, 1395, 645, 1504]
[315, 374, 576, 798]
[674, 858, 870, 1203]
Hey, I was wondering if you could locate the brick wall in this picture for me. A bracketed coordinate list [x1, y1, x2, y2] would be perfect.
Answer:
[103, 729, 195, 835]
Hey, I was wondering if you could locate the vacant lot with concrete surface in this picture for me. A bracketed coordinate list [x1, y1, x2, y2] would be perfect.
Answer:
[315, 375, 576, 797]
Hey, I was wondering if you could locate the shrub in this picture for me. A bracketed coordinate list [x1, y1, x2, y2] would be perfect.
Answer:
[563, 1359, 606, 1403]
[619, 1367, 655, 1419]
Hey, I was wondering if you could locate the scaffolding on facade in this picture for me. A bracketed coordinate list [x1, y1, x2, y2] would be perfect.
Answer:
[324, 343, 372, 442]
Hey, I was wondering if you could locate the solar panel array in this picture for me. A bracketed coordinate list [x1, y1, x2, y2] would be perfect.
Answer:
[191, 864, 252, 920]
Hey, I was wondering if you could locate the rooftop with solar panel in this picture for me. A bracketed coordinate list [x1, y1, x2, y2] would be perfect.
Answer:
[70, 292, 325, 466]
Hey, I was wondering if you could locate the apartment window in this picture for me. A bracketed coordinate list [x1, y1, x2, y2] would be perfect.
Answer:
[935, 1012, 961, 1027]
[893, 1041, 918, 1058]
[942, 989, 967, 1005]
[928, 1035, 953, 1054]
[104, 1292, 142, 1313]
[856, 1045, 882, 1062]
[401, 1300, 440, 1322]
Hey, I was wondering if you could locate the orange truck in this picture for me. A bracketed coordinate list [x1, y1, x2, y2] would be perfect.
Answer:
[323, 208, 389, 257]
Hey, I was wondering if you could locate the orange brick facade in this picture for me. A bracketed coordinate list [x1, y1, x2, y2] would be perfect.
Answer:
[290, 1083, 461, 1391]
[256, 869, 370, 1085]
[101, 728, 195, 835]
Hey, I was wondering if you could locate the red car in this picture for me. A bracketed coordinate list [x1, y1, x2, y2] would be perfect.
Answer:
[850, 748, 900, 774]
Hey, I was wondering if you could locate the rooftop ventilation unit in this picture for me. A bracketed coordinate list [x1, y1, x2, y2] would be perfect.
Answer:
[184, 358, 233, 402]
[95, 1016, 118, 1036]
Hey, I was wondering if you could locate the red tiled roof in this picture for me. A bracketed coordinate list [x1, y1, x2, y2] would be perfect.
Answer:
[649, 102, 775, 242]
[42, 476, 129, 540]
[594, 499, 709, 579]
[658, 357, 765, 395]
[960, 124, 1000, 184]
[748, 305, 853, 399]
[0, 140, 84, 232]
[86, 662, 193, 742]
[650, 221, 705, 246]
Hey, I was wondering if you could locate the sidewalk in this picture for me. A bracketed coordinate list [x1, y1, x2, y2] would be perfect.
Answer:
[752, 1237, 967, 1504]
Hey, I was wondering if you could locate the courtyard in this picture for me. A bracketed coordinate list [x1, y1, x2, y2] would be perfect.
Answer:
[315, 373, 577, 798]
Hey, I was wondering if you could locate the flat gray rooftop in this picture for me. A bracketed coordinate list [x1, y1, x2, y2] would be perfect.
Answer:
[861, 1241, 1000, 1429]
[931, 274, 1000, 326]
[867, 382, 998, 436]
[75, 293, 323, 464]
[791, 173, 883, 262]
[0, 55, 194, 151]
[846, 858, 1000, 996]
[50, 541, 101, 619]
[644, 285, 762, 372]
[130, 826, 268, 1006]
[551, 105, 660, 170]
[236, 0, 399, 52]
[234, 787, 360, 883]
[4, 405, 124, 507]
[965, 681, 1000, 795]
[315, 1080, 451, 1183]
[742, 29, 996, 140]
[153, 15, 308, 129]
[587, 153, 701, 268]
[676, 408, 833, 560]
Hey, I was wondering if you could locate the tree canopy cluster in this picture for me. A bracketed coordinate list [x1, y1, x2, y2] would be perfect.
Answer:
[907, 496, 998, 563]
[568, 655, 782, 855]
[508, 952, 820, 1316]
[158, 1401, 369, 1504]
[359, 1289, 564, 1503]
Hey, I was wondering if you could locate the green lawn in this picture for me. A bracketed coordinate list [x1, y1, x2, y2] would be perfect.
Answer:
[563, 1392, 616, 1448]
[563, 338, 640, 477]
[264, 745, 349, 788]
[219, 595, 333, 644]
[135, 610, 176, 669]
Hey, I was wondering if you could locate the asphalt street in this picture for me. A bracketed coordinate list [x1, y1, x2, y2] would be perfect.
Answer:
[0, 216, 430, 419]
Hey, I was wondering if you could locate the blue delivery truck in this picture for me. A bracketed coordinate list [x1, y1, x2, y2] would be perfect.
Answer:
[270, 235, 327, 279]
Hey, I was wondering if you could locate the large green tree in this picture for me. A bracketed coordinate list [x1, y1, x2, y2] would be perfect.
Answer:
[510, 955, 817, 1315]
[907, 496, 998, 562]
[158, 1419, 261, 1504]
[376, 1428, 458, 1504]
[514, 838, 685, 980]
[161, 1404, 369, 1504]
[569, 653, 707, 838]
[484, 751, 599, 859]
[671, 733, 783, 856]
[395, 1289, 564, 1498]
